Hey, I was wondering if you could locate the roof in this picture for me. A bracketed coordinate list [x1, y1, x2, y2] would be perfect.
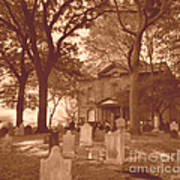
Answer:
[98, 61, 170, 78]
[96, 97, 119, 108]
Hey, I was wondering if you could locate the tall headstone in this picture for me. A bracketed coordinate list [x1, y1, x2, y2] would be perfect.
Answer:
[153, 116, 159, 132]
[80, 123, 93, 146]
[63, 130, 75, 158]
[14, 127, 20, 136]
[40, 146, 72, 180]
[105, 118, 125, 165]
[105, 132, 118, 162]
[19, 123, 24, 136]
[124, 132, 131, 141]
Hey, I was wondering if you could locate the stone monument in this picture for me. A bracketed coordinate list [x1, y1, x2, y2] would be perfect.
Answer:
[80, 123, 93, 146]
[63, 130, 75, 158]
[40, 146, 72, 180]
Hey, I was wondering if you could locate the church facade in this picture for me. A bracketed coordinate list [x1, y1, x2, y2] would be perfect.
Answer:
[77, 62, 178, 128]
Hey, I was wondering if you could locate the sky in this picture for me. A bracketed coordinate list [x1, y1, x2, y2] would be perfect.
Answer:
[0, 99, 68, 127]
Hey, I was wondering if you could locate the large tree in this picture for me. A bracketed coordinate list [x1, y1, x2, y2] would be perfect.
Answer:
[0, 25, 33, 127]
[112, 0, 173, 134]
[0, 0, 108, 132]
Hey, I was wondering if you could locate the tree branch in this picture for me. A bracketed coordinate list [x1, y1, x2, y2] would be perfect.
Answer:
[21, 0, 42, 73]
[32, 0, 38, 18]
[0, 17, 18, 32]
[49, 0, 73, 29]
[3, 0, 22, 31]
[42, 1, 54, 53]
[0, 50, 20, 80]
[113, 0, 136, 36]
[147, 0, 172, 27]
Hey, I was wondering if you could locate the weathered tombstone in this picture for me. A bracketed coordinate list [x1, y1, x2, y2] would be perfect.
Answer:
[94, 128, 105, 142]
[57, 123, 64, 135]
[72, 129, 79, 145]
[40, 146, 72, 180]
[105, 118, 125, 165]
[153, 116, 159, 132]
[170, 121, 179, 132]
[105, 132, 118, 162]
[63, 130, 75, 158]
[14, 127, 20, 136]
[19, 123, 24, 136]
[0, 133, 13, 153]
[124, 131, 131, 142]
[80, 123, 93, 146]
[43, 134, 50, 144]
[170, 121, 179, 138]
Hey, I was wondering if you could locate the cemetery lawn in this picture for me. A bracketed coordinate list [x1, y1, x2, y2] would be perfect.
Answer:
[0, 132, 180, 180]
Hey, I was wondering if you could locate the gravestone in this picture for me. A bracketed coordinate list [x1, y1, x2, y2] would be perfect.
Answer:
[153, 116, 159, 132]
[72, 130, 79, 145]
[105, 118, 125, 165]
[40, 146, 72, 180]
[94, 129, 105, 142]
[170, 121, 179, 132]
[80, 123, 93, 146]
[63, 130, 75, 158]
[43, 134, 50, 144]
[105, 132, 117, 162]
[124, 132, 131, 141]
[170, 121, 179, 138]
[19, 123, 24, 136]
[0, 134, 13, 153]
[14, 127, 20, 136]
[57, 123, 64, 135]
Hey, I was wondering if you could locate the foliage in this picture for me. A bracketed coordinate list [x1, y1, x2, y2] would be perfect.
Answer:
[0, 0, 109, 131]
[48, 67, 80, 126]
[139, 71, 180, 117]
[0, 79, 38, 110]
[83, 13, 131, 75]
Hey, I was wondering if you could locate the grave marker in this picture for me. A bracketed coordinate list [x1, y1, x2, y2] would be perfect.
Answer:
[40, 146, 72, 180]
[63, 130, 75, 158]
[105, 118, 125, 165]
[170, 121, 179, 132]
[80, 123, 93, 146]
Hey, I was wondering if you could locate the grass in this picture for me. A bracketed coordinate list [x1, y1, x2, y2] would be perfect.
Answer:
[0, 132, 180, 180]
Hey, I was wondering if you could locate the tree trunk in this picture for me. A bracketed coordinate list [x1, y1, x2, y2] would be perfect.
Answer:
[16, 76, 27, 127]
[129, 37, 142, 135]
[129, 70, 140, 134]
[37, 76, 48, 133]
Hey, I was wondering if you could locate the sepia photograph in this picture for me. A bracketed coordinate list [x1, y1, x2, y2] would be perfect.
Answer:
[0, 0, 179, 179]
